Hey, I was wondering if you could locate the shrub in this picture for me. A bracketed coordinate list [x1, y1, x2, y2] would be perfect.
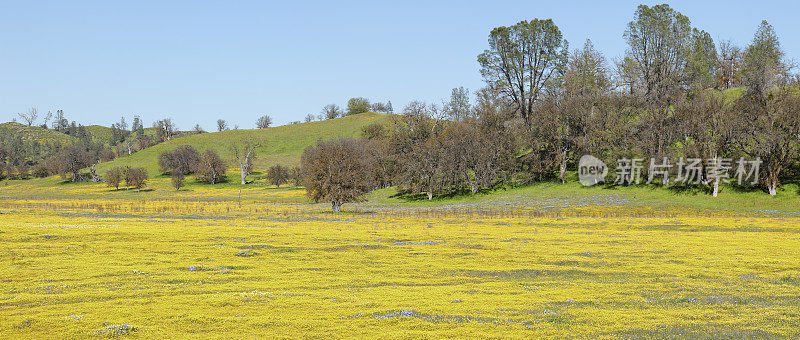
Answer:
[32, 164, 49, 178]
[16, 164, 29, 179]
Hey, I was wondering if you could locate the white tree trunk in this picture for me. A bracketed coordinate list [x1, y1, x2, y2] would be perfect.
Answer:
[712, 179, 719, 198]
[559, 150, 567, 184]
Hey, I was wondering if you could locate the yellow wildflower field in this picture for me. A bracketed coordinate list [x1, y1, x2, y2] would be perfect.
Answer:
[1, 192, 800, 338]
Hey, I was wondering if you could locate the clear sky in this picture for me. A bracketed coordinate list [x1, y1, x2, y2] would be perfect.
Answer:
[1, 1, 797, 130]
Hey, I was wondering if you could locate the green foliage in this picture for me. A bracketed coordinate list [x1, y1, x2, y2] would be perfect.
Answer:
[347, 97, 371, 115]
[686, 28, 718, 90]
[478, 18, 568, 123]
[742, 20, 784, 94]
[624, 4, 692, 99]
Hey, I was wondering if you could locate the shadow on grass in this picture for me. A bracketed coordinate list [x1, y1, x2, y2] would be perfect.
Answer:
[389, 186, 508, 202]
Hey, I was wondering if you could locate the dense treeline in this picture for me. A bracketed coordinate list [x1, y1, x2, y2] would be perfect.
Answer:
[302, 4, 800, 210]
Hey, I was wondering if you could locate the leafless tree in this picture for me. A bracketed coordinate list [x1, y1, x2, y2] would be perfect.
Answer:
[17, 107, 38, 126]
[734, 85, 800, 195]
[321, 104, 342, 120]
[256, 115, 272, 129]
[217, 119, 229, 132]
[158, 145, 201, 175]
[153, 118, 177, 142]
[105, 167, 125, 190]
[125, 167, 148, 192]
[230, 140, 261, 184]
[301, 138, 374, 211]
[45, 146, 94, 182]
[171, 173, 185, 191]
[194, 150, 227, 184]
[266, 164, 289, 188]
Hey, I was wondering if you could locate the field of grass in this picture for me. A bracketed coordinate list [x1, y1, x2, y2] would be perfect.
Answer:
[94, 112, 396, 176]
[2, 176, 800, 337]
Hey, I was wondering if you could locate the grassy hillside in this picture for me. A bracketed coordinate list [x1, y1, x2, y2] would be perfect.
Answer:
[96, 112, 397, 175]
[0, 122, 78, 146]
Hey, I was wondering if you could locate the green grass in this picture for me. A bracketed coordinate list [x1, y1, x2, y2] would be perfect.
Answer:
[95, 112, 397, 175]
[0, 122, 77, 145]
[365, 171, 800, 216]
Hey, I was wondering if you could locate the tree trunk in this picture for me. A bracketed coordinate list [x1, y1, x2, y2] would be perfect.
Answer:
[767, 167, 779, 196]
[240, 167, 247, 185]
[712, 179, 719, 198]
[332, 201, 341, 212]
[558, 149, 568, 184]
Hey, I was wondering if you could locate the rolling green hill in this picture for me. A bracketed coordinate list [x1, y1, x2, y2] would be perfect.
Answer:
[95, 112, 398, 175]
[0, 122, 78, 146]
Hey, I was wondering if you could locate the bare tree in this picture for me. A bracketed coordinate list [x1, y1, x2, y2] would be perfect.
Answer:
[17, 107, 38, 126]
[217, 119, 229, 132]
[304, 114, 315, 123]
[735, 85, 800, 195]
[194, 150, 227, 184]
[45, 145, 94, 182]
[171, 173, 185, 191]
[125, 167, 148, 192]
[256, 115, 272, 129]
[153, 118, 176, 142]
[230, 140, 261, 184]
[105, 167, 125, 190]
[675, 92, 734, 197]
[716, 40, 743, 89]
[158, 145, 201, 175]
[289, 166, 303, 186]
[266, 164, 289, 188]
[321, 104, 342, 120]
[301, 138, 374, 212]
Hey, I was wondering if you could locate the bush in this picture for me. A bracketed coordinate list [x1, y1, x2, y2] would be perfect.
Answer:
[16, 164, 29, 179]
[32, 164, 49, 178]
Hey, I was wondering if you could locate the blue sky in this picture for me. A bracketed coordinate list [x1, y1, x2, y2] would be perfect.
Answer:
[1, 1, 797, 130]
